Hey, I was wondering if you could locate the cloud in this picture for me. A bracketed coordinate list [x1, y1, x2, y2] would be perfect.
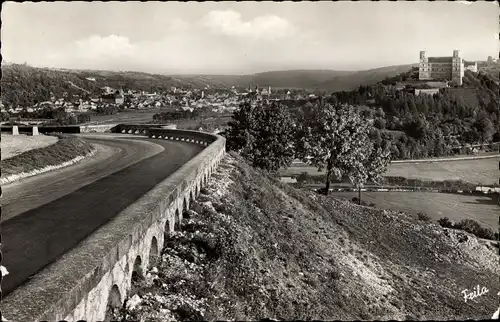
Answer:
[202, 10, 296, 40]
[458, 1, 473, 5]
[75, 34, 136, 59]
[169, 18, 189, 32]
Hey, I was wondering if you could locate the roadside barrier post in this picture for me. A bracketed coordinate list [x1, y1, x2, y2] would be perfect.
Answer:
[12, 125, 19, 136]
[32, 125, 39, 136]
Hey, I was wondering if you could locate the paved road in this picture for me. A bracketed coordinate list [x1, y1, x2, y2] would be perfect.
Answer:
[1, 135, 203, 297]
[2, 136, 165, 221]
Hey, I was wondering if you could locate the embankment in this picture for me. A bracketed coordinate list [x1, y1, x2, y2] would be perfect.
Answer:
[1, 134, 59, 160]
[113, 152, 499, 321]
[0, 134, 95, 185]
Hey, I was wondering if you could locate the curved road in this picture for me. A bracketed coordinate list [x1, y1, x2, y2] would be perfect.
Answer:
[1, 134, 204, 297]
[2, 135, 165, 221]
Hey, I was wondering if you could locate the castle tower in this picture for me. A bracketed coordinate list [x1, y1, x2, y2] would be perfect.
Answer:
[451, 49, 464, 86]
[418, 51, 430, 80]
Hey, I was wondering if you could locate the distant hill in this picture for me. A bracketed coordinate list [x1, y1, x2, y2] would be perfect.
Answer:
[172, 67, 419, 92]
[173, 70, 357, 90]
[313, 64, 419, 92]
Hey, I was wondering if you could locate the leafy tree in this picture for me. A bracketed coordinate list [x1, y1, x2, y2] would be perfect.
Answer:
[473, 117, 495, 145]
[1, 111, 10, 122]
[374, 118, 386, 130]
[350, 145, 391, 204]
[224, 101, 259, 153]
[223, 101, 295, 172]
[295, 99, 389, 195]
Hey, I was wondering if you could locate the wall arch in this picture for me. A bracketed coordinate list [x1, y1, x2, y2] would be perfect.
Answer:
[149, 237, 158, 269]
[183, 197, 188, 214]
[131, 256, 142, 283]
[104, 284, 121, 321]
[164, 219, 171, 245]
[174, 209, 180, 231]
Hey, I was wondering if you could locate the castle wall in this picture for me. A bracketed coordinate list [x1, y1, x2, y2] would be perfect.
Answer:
[419, 51, 465, 85]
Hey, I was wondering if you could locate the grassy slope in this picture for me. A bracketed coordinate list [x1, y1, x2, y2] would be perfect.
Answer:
[1, 134, 94, 179]
[115, 153, 499, 321]
[1, 134, 59, 160]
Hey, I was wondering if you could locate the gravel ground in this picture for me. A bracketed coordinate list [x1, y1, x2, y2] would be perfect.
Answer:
[1, 134, 58, 160]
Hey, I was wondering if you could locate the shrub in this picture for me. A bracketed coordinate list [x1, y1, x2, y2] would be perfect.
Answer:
[437, 217, 453, 228]
[438, 217, 498, 241]
[417, 212, 431, 221]
[351, 197, 373, 207]
[454, 219, 497, 240]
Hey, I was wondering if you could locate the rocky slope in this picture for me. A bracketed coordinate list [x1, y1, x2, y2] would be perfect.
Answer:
[112, 152, 499, 321]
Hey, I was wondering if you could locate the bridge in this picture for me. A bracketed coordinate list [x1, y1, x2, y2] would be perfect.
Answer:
[1, 125, 226, 321]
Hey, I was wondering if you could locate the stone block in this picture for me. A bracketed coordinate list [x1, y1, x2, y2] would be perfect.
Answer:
[12, 125, 19, 135]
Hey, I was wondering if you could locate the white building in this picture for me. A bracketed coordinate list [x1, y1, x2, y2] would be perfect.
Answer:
[464, 61, 478, 72]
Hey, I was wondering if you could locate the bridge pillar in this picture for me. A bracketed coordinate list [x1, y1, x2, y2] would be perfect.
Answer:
[12, 125, 19, 136]
[32, 126, 39, 136]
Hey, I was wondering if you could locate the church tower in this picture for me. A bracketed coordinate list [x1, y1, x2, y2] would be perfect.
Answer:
[451, 49, 464, 86]
[418, 51, 430, 80]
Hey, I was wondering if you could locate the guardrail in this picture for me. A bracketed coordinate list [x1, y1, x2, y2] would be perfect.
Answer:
[1, 128, 226, 321]
[0, 125, 82, 134]
[147, 128, 216, 146]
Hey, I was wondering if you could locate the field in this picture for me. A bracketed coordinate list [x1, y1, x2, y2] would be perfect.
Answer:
[386, 157, 500, 185]
[1, 134, 58, 160]
[281, 156, 500, 185]
[84, 109, 161, 124]
[84, 109, 231, 130]
[329, 191, 499, 231]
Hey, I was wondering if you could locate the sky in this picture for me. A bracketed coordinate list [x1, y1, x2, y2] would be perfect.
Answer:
[2, 1, 498, 75]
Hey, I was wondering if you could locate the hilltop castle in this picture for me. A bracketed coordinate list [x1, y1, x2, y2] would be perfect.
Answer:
[418, 50, 477, 86]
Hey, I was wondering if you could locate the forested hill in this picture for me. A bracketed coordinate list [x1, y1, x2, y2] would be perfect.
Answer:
[0, 63, 225, 108]
[328, 69, 500, 160]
